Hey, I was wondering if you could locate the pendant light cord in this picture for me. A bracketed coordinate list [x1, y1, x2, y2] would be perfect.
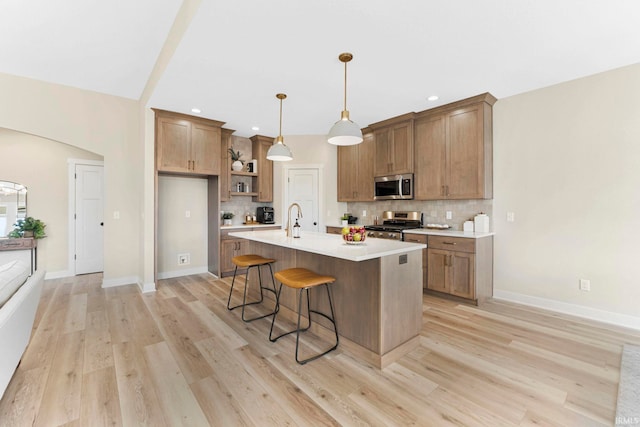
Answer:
[343, 60, 348, 111]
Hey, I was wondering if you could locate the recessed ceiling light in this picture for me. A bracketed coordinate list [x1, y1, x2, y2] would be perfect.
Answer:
[251, 126, 260, 131]
[427, 95, 439, 102]
[191, 108, 201, 113]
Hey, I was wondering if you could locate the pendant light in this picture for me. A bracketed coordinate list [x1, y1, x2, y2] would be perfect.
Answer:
[327, 52, 363, 146]
[266, 93, 293, 161]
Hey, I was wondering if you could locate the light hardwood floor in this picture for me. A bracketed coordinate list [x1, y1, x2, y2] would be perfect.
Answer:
[1, 272, 639, 426]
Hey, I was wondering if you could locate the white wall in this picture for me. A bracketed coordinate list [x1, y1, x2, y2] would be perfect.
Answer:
[0, 129, 103, 275]
[272, 135, 347, 227]
[0, 72, 143, 286]
[157, 175, 208, 278]
[493, 63, 640, 327]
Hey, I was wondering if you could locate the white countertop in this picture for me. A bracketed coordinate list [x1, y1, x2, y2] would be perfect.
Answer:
[402, 228, 494, 239]
[221, 223, 281, 230]
[229, 229, 426, 262]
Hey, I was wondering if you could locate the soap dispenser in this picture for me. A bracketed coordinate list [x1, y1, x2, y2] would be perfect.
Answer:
[293, 218, 301, 238]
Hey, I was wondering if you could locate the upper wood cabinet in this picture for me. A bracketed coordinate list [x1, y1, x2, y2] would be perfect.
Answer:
[414, 93, 496, 200]
[250, 135, 274, 202]
[370, 113, 414, 176]
[154, 109, 224, 175]
[337, 131, 375, 201]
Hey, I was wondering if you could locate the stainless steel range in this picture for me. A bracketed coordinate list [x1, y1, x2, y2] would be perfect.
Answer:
[365, 211, 421, 241]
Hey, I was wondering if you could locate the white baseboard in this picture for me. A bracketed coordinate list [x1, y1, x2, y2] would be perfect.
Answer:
[138, 281, 156, 293]
[157, 266, 209, 280]
[493, 289, 640, 331]
[101, 275, 140, 288]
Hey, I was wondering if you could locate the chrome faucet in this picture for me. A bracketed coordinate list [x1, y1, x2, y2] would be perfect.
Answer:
[286, 203, 303, 237]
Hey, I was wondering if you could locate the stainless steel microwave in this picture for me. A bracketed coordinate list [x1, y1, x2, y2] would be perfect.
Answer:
[374, 174, 414, 200]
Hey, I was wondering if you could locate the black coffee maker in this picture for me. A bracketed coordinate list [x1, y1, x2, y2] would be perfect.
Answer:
[256, 206, 274, 224]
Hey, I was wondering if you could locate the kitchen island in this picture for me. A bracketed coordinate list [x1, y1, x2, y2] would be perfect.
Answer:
[229, 229, 426, 368]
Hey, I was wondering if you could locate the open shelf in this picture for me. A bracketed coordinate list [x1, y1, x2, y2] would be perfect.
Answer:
[230, 191, 258, 197]
[230, 171, 257, 177]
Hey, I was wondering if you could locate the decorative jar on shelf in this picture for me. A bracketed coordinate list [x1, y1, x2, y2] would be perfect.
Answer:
[231, 160, 243, 171]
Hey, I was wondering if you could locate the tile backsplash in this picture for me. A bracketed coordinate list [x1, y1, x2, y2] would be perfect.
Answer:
[221, 199, 273, 225]
[347, 199, 493, 231]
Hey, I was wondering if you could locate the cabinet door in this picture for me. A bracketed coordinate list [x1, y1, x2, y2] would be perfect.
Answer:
[191, 123, 221, 175]
[374, 128, 392, 176]
[252, 138, 273, 202]
[414, 114, 446, 200]
[157, 117, 190, 173]
[427, 249, 449, 293]
[337, 144, 359, 201]
[356, 132, 375, 200]
[446, 105, 484, 199]
[220, 239, 238, 274]
[389, 122, 413, 174]
[450, 252, 475, 299]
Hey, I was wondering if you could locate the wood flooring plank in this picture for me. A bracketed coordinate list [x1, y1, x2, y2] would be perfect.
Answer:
[34, 330, 85, 427]
[112, 342, 168, 427]
[195, 338, 299, 426]
[79, 367, 123, 427]
[0, 366, 48, 427]
[190, 376, 254, 427]
[142, 341, 209, 426]
[62, 293, 87, 334]
[83, 310, 114, 374]
[266, 352, 380, 426]
[232, 344, 341, 427]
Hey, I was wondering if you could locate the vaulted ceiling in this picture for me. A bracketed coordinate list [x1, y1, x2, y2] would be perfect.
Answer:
[2, 0, 639, 137]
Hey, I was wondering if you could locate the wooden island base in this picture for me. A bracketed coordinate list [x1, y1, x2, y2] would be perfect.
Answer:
[247, 240, 423, 369]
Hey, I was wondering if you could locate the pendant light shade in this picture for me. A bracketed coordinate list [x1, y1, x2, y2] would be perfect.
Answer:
[328, 52, 363, 146]
[267, 93, 293, 161]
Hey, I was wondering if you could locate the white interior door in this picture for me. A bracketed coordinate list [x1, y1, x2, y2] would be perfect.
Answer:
[75, 164, 104, 274]
[287, 168, 319, 232]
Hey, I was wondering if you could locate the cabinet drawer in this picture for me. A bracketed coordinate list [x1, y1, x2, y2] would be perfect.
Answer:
[427, 235, 475, 253]
[402, 233, 427, 244]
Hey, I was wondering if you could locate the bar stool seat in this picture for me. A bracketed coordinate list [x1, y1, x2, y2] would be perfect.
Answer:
[227, 254, 277, 322]
[269, 268, 339, 364]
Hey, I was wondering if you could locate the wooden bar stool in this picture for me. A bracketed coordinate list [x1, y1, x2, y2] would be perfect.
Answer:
[227, 254, 278, 322]
[269, 268, 339, 364]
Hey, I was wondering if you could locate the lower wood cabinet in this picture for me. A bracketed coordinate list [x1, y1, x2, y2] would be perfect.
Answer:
[404, 233, 493, 304]
[220, 238, 250, 276]
[219, 227, 279, 277]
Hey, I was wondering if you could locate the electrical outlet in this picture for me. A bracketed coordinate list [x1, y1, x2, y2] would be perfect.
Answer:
[185, 210, 191, 218]
[362, 210, 367, 217]
[178, 253, 190, 265]
[579, 279, 590, 291]
[446, 211, 452, 220]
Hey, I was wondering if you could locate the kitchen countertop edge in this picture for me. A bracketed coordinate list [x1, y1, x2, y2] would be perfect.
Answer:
[403, 229, 494, 239]
[229, 229, 425, 262]
[221, 223, 282, 230]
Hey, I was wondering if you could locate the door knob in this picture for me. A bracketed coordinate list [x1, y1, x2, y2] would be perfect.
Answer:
[100, 222, 104, 226]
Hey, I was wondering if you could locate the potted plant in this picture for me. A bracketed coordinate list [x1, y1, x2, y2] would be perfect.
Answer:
[221, 211, 234, 225]
[228, 147, 244, 171]
[9, 216, 47, 239]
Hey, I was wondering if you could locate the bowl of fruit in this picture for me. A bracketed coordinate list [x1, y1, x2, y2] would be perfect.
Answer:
[341, 226, 366, 245]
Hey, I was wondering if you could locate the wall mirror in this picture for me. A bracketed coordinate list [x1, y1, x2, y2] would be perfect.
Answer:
[0, 181, 27, 238]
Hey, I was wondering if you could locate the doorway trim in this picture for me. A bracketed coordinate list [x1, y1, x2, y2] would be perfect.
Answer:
[282, 163, 324, 231]
[67, 158, 104, 278]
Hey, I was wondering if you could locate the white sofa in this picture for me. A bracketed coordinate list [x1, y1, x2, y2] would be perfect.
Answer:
[0, 258, 45, 400]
